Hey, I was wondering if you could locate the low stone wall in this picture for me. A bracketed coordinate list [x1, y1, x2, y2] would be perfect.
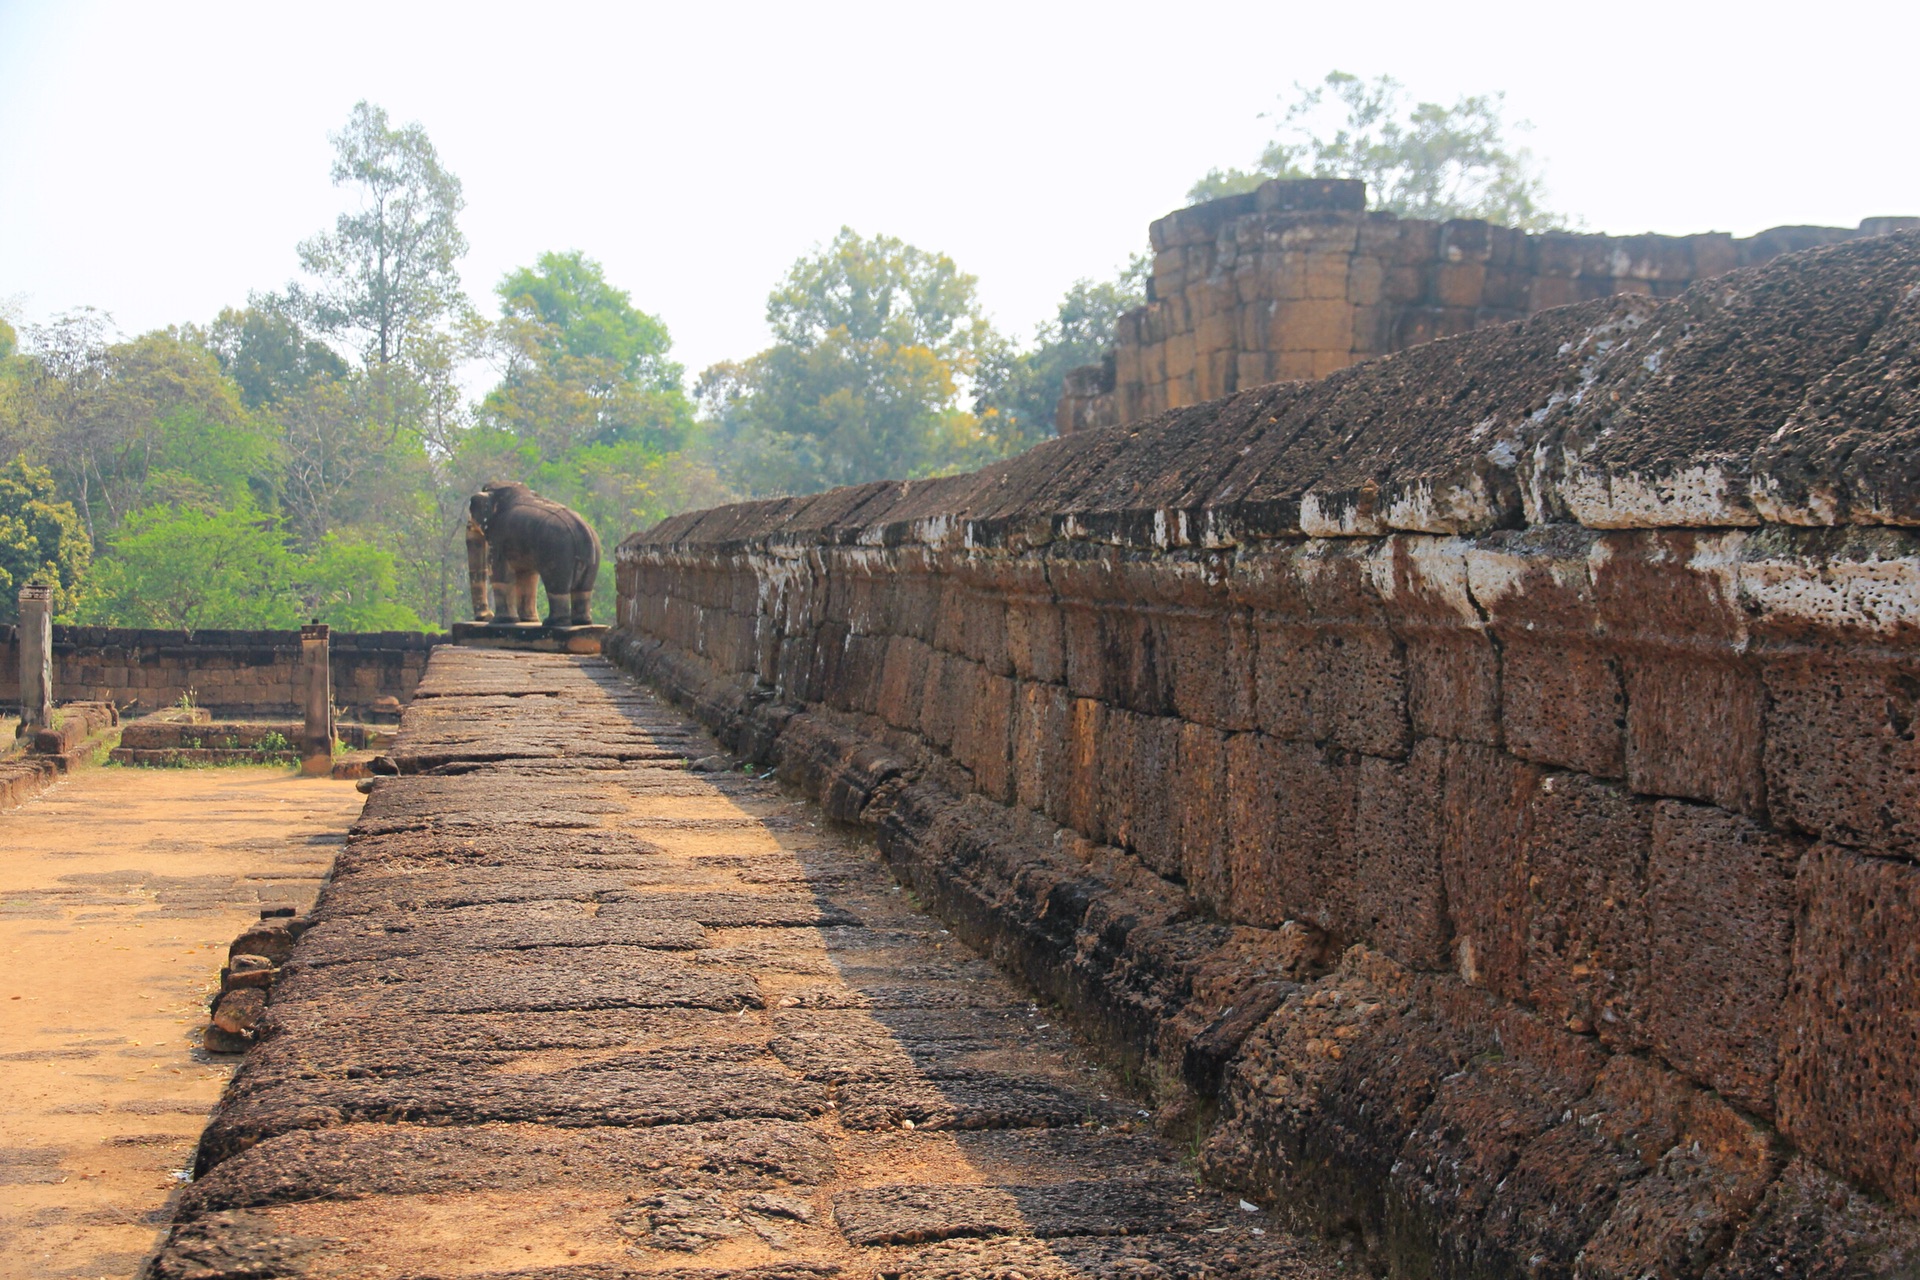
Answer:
[1056, 176, 1917, 434]
[0, 627, 445, 720]
[613, 231, 1920, 1278]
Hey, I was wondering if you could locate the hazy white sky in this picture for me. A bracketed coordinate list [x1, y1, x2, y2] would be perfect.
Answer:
[3, 0, 1916, 378]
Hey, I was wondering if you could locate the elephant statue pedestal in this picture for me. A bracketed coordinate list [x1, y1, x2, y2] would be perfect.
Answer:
[450, 620, 610, 655]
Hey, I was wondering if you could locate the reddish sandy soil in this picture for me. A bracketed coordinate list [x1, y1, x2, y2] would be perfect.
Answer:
[0, 765, 363, 1279]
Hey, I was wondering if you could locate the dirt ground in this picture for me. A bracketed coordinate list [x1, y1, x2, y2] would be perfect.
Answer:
[0, 765, 364, 1279]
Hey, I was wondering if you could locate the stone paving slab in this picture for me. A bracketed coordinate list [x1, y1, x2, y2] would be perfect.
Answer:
[148, 648, 1341, 1278]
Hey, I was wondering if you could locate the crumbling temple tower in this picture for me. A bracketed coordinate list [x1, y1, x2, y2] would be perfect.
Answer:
[1057, 177, 1918, 434]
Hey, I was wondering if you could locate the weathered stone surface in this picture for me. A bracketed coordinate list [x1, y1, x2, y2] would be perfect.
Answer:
[1779, 844, 1920, 1214]
[832, 1177, 1212, 1245]
[1645, 801, 1802, 1114]
[180, 1120, 837, 1213]
[1707, 1156, 1920, 1280]
[152, 649, 1342, 1280]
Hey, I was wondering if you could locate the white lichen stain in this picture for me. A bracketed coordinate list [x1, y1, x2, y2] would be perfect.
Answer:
[1300, 491, 1387, 537]
[1381, 477, 1496, 534]
[1366, 537, 1480, 621]
[1557, 462, 1760, 529]
[1740, 554, 1920, 635]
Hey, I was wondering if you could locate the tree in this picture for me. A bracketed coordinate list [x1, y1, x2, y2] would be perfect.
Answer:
[484, 251, 694, 458]
[1190, 71, 1567, 229]
[197, 299, 349, 409]
[292, 101, 469, 366]
[296, 535, 424, 630]
[8, 316, 254, 544]
[702, 229, 1002, 496]
[975, 257, 1148, 450]
[273, 364, 431, 548]
[82, 504, 301, 630]
[0, 459, 90, 623]
[477, 251, 711, 622]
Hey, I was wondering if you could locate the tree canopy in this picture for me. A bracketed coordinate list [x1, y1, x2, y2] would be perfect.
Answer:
[975, 257, 1148, 450]
[701, 229, 1007, 496]
[0, 458, 90, 623]
[1190, 71, 1568, 229]
[292, 101, 470, 366]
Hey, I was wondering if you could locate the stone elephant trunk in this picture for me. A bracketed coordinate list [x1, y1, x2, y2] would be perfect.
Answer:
[465, 482, 602, 627]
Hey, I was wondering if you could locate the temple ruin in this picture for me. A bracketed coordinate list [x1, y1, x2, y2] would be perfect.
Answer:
[1055, 177, 1919, 435]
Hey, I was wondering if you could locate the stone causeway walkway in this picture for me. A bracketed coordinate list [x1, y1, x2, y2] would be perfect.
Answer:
[150, 649, 1339, 1279]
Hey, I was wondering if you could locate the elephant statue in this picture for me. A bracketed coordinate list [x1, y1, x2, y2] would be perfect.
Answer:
[466, 482, 602, 627]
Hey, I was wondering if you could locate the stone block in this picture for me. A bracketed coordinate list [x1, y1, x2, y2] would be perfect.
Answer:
[1164, 330, 1197, 382]
[1779, 843, 1920, 1212]
[915, 649, 961, 750]
[1274, 350, 1317, 381]
[1310, 350, 1352, 379]
[1059, 696, 1104, 838]
[951, 667, 1014, 803]
[1003, 597, 1063, 685]
[1389, 1058, 1569, 1273]
[1348, 303, 1397, 356]
[1384, 264, 1428, 304]
[1622, 652, 1766, 816]
[1236, 351, 1272, 390]
[1113, 712, 1182, 878]
[1225, 735, 1356, 934]
[1346, 254, 1385, 306]
[1178, 721, 1234, 905]
[1012, 680, 1068, 815]
[1432, 261, 1488, 308]
[1707, 1156, 1920, 1280]
[1199, 348, 1235, 400]
[1301, 252, 1351, 300]
[1530, 275, 1582, 311]
[1400, 625, 1501, 745]
[1646, 801, 1801, 1114]
[1520, 774, 1653, 1047]
[1396, 306, 1478, 348]
[1762, 651, 1920, 856]
[1437, 743, 1540, 999]
[1271, 299, 1354, 354]
[1578, 1076, 1784, 1280]
[1308, 625, 1410, 758]
[1163, 610, 1254, 732]
[1350, 745, 1450, 968]
[1499, 634, 1627, 778]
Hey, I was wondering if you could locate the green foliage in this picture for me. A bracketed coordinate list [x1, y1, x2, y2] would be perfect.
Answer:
[3, 317, 255, 544]
[495, 251, 681, 393]
[198, 301, 349, 409]
[78, 503, 422, 632]
[83, 503, 301, 630]
[292, 101, 469, 366]
[1190, 71, 1568, 229]
[297, 535, 424, 630]
[702, 229, 1004, 496]
[0, 458, 91, 623]
[975, 257, 1148, 449]
[483, 252, 696, 459]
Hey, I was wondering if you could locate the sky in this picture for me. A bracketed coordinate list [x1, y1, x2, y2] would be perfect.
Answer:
[3, 0, 1917, 381]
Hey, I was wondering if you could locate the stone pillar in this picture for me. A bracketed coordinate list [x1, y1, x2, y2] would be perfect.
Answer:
[18, 584, 53, 731]
[298, 623, 334, 777]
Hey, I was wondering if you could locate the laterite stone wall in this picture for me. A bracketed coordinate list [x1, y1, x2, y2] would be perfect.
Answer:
[0, 627, 444, 719]
[613, 232, 1920, 1278]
